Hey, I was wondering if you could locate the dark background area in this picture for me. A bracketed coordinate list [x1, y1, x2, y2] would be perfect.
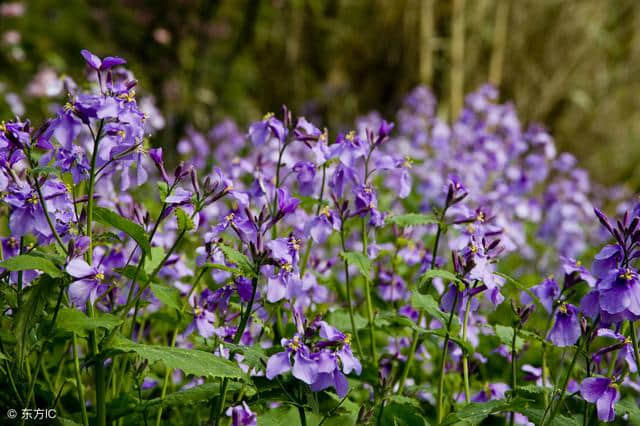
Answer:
[1, 0, 639, 187]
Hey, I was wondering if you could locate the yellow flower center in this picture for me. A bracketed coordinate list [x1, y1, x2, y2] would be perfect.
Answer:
[281, 262, 293, 272]
[63, 102, 76, 113]
[119, 90, 136, 103]
[620, 269, 634, 281]
[344, 333, 351, 344]
[0, 121, 6, 133]
[558, 303, 568, 314]
[403, 157, 413, 168]
[225, 213, 235, 222]
[346, 130, 355, 142]
[95, 272, 105, 281]
[27, 193, 39, 205]
[476, 211, 485, 223]
[466, 223, 476, 234]
[320, 206, 331, 218]
[262, 112, 274, 121]
[290, 335, 301, 350]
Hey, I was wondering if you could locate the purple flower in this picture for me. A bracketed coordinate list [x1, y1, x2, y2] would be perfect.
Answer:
[304, 206, 341, 244]
[225, 402, 257, 426]
[521, 277, 559, 313]
[66, 258, 108, 307]
[292, 161, 316, 196]
[580, 377, 619, 422]
[547, 303, 581, 347]
[248, 113, 286, 145]
[266, 335, 317, 384]
[597, 268, 640, 316]
[80, 49, 126, 71]
[188, 289, 216, 339]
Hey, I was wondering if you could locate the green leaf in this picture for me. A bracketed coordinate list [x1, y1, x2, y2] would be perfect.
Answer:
[110, 337, 246, 380]
[259, 406, 299, 426]
[411, 293, 447, 323]
[30, 165, 60, 177]
[385, 213, 439, 227]
[222, 342, 267, 370]
[218, 244, 254, 277]
[494, 325, 525, 351]
[419, 268, 461, 288]
[56, 307, 122, 337]
[144, 246, 166, 275]
[13, 275, 59, 365]
[93, 206, 152, 258]
[379, 396, 428, 426]
[340, 251, 372, 279]
[150, 283, 182, 311]
[410, 293, 460, 334]
[617, 398, 640, 424]
[115, 265, 149, 282]
[175, 208, 195, 234]
[201, 263, 242, 276]
[326, 309, 368, 331]
[0, 255, 63, 278]
[442, 398, 529, 425]
[520, 408, 579, 426]
[157, 181, 169, 201]
[495, 272, 543, 309]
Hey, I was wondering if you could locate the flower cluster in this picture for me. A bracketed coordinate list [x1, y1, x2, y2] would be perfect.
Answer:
[0, 49, 638, 426]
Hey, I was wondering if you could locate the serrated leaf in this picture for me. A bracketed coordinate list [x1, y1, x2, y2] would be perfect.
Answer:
[411, 293, 447, 323]
[259, 406, 299, 426]
[326, 309, 368, 331]
[419, 269, 461, 287]
[175, 208, 194, 234]
[13, 275, 59, 366]
[340, 251, 372, 279]
[222, 342, 267, 370]
[93, 206, 152, 258]
[442, 398, 529, 425]
[379, 397, 428, 426]
[144, 246, 166, 275]
[201, 263, 242, 275]
[520, 407, 579, 426]
[0, 254, 63, 278]
[617, 398, 640, 424]
[157, 181, 169, 201]
[495, 272, 543, 309]
[150, 283, 182, 311]
[494, 325, 525, 351]
[30, 165, 60, 176]
[385, 213, 439, 227]
[110, 337, 245, 380]
[115, 265, 149, 282]
[93, 232, 123, 245]
[56, 307, 122, 337]
[218, 244, 254, 277]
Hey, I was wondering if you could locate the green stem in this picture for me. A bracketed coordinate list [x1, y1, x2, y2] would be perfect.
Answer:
[544, 322, 596, 426]
[214, 272, 259, 426]
[629, 321, 640, 377]
[154, 268, 208, 425]
[72, 333, 89, 426]
[300, 164, 327, 277]
[436, 290, 459, 424]
[361, 217, 377, 366]
[396, 207, 447, 393]
[461, 294, 473, 403]
[85, 119, 106, 426]
[340, 222, 363, 358]
[509, 323, 519, 426]
[25, 283, 65, 406]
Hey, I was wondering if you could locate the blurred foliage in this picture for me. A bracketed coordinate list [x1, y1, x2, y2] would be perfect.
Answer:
[1, 0, 639, 187]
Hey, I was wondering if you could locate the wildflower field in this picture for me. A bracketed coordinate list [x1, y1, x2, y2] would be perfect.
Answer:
[1, 48, 640, 426]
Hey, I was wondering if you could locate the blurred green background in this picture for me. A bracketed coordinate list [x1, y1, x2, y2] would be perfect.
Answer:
[1, 0, 639, 187]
